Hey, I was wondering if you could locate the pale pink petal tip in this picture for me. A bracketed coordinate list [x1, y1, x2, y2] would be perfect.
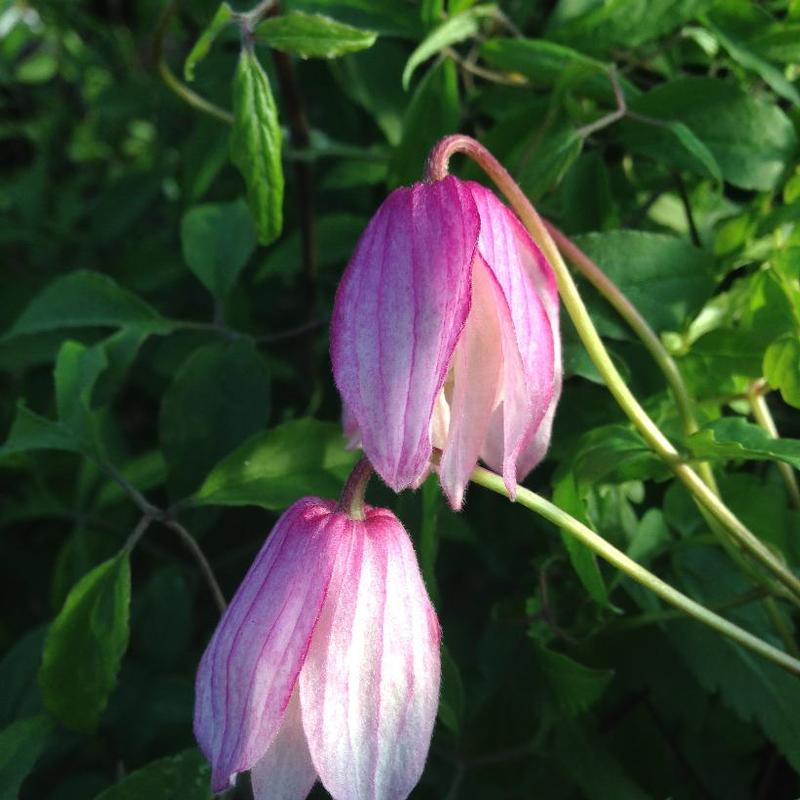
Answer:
[251, 688, 318, 800]
[301, 506, 441, 800]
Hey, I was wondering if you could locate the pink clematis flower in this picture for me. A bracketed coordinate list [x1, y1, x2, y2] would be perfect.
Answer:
[194, 496, 441, 800]
[331, 176, 561, 509]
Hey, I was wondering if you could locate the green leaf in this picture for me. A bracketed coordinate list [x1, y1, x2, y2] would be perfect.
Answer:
[420, 0, 444, 28]
[133, 568, 192, 670]
[573, 231, 716, 333]
[52, 528, 121, 613]
[553, 472, 611, 608]
[679, 327, 765, 399]
[92, 328, 149, 404]
[479, 37, 623, 100]
[191, 418, 358, 509]
[764, 334, 800, 409]
[329, 41, 407, 144]
[390, 58, 459, 186]
[39, 553, 131, 733]
[621, 77, 797, 191]
[572, 425, 668, 486]
[556, 725, 654, 800]
[548, 0, 718, 55]
[717, 473, 797, 553]
[230, 50, 284, 246]
[54, 340, 108, 449]
[670, 547, 800, 772]
[183, 2, 234, 81]
[627, 508, 669, 564]
[704, 16, 800, 106]
[0, 628, 46, 727]
[0, 404, 82, 458]
[749, 23, 800, 64]
[559, 151, 616, 233]
[515, 127, 583, 202]
[256, 12, 377, 59]
[93, 748, 210, 800]
[536, 644, 614, 717]
[4, 271, 169, 340]
[180, 198, 257, 299]
[664, 120, 723, 182]
[283, 0, 423, 39]
[320, 159, 388, 189]
[402, 6, 490, 89]
[1, 335, 134, 461]
[0, 715, 54, 800]
[160, 340, 270, 499]
[687, 416, 800, 470]
[93, 450, 167, 510]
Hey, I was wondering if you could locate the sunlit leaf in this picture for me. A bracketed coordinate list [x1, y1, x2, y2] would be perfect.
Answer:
[256, 12, 377, 59]
[39, 553, 131, 733]
[184, 2, 234, 81]
[230, 50, 284, 246]
[191, 418, 358, 509]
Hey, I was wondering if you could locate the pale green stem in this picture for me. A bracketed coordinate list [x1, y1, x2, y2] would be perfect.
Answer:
[469, 466, 800, 676]
[426, 135, 800, 604]
[545, 223, 699, 437]
[614, 587, 767, 631]
[338, 458, 373, 521]
[545, 223, 779, 590]
[546, 228, 800, 630]
[749, 382, 800, 510]
[155, 0, 235, 125]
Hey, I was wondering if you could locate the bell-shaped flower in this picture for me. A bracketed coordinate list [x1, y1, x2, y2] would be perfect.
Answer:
[194, 496, 441, 800]
[331, 176, 561, 508]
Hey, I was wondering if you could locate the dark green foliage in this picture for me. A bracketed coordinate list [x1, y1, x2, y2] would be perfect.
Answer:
[2, 0, 800, 798]
[39, 554, 131, 733]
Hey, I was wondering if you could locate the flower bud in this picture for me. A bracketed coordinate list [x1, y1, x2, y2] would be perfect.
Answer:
[331, 176, 561, 508]
[194, 497, 441, 800]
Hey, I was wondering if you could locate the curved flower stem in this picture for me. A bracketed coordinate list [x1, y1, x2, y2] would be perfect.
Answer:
[163, 518, 228, 613]
[338, 458, 373, 521]
[749, 381, 800, 510]
[101, 459, 227, 614]
[542, 226, 800, 633]
[469, 465, 800, 676]
[155, 0, 234, 125]
[544, 223, 699, 437]
[427, 135, 800, 604]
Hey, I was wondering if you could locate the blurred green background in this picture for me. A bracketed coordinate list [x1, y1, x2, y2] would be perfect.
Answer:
[2, 0, 800, 797]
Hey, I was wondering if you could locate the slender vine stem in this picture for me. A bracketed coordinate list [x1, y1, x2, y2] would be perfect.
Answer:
[124, 515, 153, 553]
[469, 465, 800, 675]
[164, 519, 227, 613]
[101, 459, 226, 614]
[544, 223, 799, 629]
[154, 0, 234, 125]
[749, 381, 800, 510]
[426, 134, 800, 604]
[544, 223, 699, 437]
